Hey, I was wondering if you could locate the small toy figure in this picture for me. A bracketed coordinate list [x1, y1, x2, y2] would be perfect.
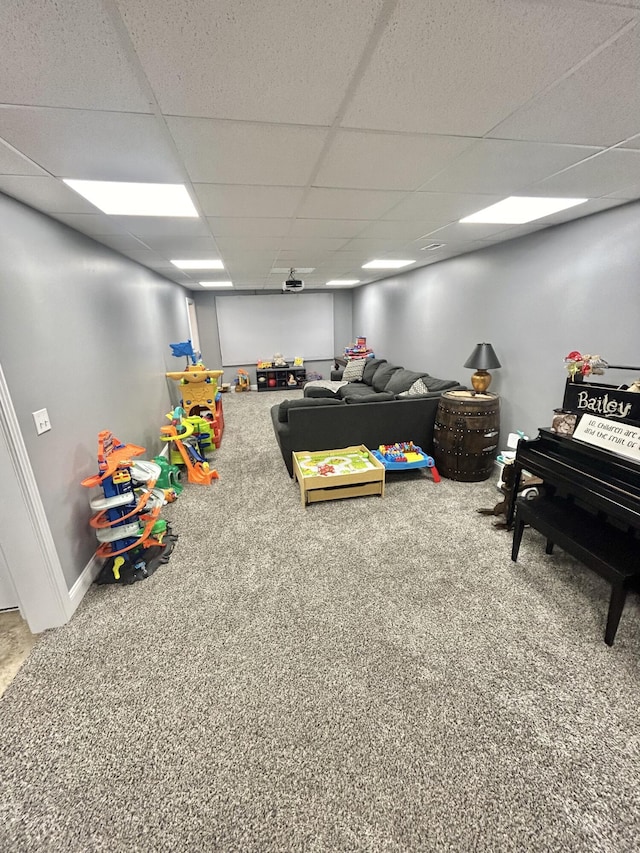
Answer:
[287, 373, 297, 386]
[317, 463, 335, 476]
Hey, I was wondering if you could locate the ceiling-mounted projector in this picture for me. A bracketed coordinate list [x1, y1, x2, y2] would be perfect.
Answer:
[282, 268, 304, 292]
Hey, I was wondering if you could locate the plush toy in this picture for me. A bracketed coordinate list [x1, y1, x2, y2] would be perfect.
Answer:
[273, 353, 287, 367]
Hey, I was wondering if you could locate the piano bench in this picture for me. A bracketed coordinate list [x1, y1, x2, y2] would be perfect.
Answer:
[511, 495, 640, 646]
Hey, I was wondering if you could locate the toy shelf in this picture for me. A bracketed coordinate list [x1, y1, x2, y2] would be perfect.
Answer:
[256, 366, 306, 391]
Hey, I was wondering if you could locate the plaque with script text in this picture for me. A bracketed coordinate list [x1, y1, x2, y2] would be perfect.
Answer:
[562, 380, 640, 426]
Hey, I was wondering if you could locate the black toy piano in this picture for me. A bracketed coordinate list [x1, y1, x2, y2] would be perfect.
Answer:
[508, 428, 640, 646]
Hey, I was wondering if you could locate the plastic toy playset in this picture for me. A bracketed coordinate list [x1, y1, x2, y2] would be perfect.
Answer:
[372, 442, 441, 482]
[160, 406, 219, 485]
[81, 431, 178, 585]
[166, 339, 225, 447]
[81, 341, 225, 586]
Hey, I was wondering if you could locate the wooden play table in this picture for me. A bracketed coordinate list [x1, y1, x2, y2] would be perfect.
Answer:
[292, 445, 385, 507]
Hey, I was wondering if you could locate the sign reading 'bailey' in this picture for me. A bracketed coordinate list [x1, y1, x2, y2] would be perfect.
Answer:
[563, 381, 640, 425]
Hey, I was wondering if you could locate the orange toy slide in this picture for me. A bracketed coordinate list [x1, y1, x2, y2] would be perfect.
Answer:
[160, 422, 219, 485]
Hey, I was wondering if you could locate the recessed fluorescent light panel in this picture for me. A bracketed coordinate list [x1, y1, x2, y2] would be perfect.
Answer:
[171, 259, 224, 269]
[326, 280, 360, 286]
[199, 281, 233, 288]
[459, 196, 588, 224]
[362, 259, 415, 269]
[63, 180, 199, 217]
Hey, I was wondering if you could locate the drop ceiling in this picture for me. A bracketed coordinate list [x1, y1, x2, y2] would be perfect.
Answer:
[1, 0, 639, 291]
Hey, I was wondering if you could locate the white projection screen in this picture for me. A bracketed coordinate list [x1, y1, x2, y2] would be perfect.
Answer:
[216, 293, 334, 365]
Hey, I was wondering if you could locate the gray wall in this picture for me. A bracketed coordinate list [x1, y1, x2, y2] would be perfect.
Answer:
[353, 200, 640, 445]
[193, 288, 353, 384]
[0, 193, 190, 588]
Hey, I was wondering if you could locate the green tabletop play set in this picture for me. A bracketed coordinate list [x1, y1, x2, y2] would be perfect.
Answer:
[292, 445, 385, 506]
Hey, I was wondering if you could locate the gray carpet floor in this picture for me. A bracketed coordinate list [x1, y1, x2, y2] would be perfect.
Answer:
[2, 389, 640, 852]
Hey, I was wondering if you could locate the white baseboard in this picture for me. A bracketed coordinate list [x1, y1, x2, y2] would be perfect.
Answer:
[68, 553, 102, 613]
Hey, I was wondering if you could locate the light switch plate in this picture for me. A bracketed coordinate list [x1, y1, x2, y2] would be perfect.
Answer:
[32, 408, 51, 435]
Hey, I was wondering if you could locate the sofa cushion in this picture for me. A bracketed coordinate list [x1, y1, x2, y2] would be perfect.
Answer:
[384, 369, 428, 395]
[304, 380, 346, 398]
[342, 358, 368, 382]
[372, 362, 402, 392]
[362, 358, 387, 385]
[344, 391, 395, 404]
[278, 396, 343, 423]
[337, 382, 384, 400]
[420, 375, 461, 393]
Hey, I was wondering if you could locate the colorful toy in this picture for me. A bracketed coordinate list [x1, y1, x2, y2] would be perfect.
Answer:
[373, 442, 441, 482]
[160, 408, 219, 485]
[166, 362, 224, 416]
[169, 339, 200, 366]
[81, 431, 177, 585]
[344, 336, 375, 359]
[166, 344, 225, 444]
[235, 369, 250, 392]
[152, 455, 183, 497]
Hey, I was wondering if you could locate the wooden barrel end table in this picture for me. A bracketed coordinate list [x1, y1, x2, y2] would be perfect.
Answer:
[433, 390, 500, 482]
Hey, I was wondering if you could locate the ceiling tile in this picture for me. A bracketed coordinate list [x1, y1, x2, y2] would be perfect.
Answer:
[380, 192, 502, 221]
[289, 219, 371, 238]
[138, 236, 220, 257]
[119, 248, 178, 267]
[339, 238, 413, 253]
[488, 27, 640, 146]
[278, 237, 350, 252]
[341, 0, 628, 134]
[0, 139, 48, 176]
[116, 0, 386, 124]
[0, 176, 98, 213]
[207, 218, 291, 237]
[116, 216, 211, 238]
[0, 107, 184, 181]
[353, 219, 458, 240]
[194, 185, 304, 218]
[167, 117, 328, 185]
[297, 188, 405, 219]
[620, 134, 640, 150]
[95, 234, 152, 253]
[418, 222, 520, 243]
[422, 139, 602, 194]
[0, 0, 151, 111]
[215, 236, 284, 254]
[524, 149, 640, 197]
[315, 130, 475, 190]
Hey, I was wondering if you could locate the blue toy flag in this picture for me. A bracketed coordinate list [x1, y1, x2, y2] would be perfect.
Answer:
[169, 340, 199, 365]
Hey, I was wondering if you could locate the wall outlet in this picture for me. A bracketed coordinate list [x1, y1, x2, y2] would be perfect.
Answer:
[32, 408, 51, 435]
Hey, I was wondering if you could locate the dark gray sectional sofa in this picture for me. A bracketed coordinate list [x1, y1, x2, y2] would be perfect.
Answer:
[270, 358, 463, 476]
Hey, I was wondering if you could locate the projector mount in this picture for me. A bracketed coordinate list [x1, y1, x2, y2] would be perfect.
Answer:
[282, 268, 305, 292]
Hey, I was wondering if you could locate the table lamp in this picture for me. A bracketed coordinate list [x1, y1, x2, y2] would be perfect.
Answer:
[464, 343, 501, 393]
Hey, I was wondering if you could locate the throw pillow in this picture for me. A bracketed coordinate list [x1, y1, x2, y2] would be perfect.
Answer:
[342, 358, 367, 383]
[277, 397, 343, 423]
[384, 369, 428, 395]
[362, 358, 387, 385]
[372, 363, 402, 392]
[398, 377, 431, 397]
